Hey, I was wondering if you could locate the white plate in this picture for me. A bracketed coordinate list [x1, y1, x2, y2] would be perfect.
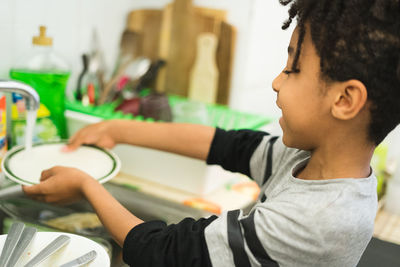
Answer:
[0, 231, 110, 267]
[2, 142, 121, 186]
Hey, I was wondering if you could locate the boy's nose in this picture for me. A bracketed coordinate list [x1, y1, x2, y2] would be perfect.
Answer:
[272, 73, 282, 93]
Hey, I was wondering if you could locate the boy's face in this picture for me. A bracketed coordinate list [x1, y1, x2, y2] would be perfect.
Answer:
[272, 26, 333, 150]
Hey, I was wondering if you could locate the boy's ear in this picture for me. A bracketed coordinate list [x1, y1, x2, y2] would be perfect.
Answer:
[331, 80, 368, 120]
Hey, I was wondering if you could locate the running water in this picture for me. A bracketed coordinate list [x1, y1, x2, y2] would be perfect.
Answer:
[25, 110, 37, 151]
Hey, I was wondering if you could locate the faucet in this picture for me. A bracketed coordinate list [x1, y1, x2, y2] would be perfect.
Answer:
[0, 80, 40, 110]
[0, 80, 40, 152]
[0, 80, 40, 197]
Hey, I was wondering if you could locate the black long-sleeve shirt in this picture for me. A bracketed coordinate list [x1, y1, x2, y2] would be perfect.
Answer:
[122, 128, 269, 267]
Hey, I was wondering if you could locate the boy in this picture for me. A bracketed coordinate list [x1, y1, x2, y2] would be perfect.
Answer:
[23, 0, 400, 266]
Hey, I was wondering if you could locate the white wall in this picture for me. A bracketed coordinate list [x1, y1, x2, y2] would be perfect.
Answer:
[231, 0, 293, 118]
[0, 0, 171, 93]
[0, 0, 291, 119]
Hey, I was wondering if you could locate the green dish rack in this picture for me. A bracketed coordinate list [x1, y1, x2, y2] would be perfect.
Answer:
[65, 95, 272, 131]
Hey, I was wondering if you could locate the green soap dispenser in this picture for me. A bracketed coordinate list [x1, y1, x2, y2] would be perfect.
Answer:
[10, 26, 70, 139]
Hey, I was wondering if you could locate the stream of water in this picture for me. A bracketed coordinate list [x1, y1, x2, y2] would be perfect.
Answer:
[25, 110, 37, 151]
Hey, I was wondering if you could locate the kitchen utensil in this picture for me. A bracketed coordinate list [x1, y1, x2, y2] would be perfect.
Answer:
[120, 57, 152, 99]
[115, 97, 141, 116]
[59, 250, 97, 267]
[102, 57, 151, 104]
[24, 235, 70, 267]
[77, 30, 107, 106]
[7, 227, 37, 267]
[125, 57, 152, 81]
[75, 54, 89, 101]
[0, 222, 25, 266]
[2, 141, 121, 186]
[87, 83, 96, 105]
[98, 29, 141, 105]
[188, 33, 219, 104]
[88, 28, 107, 96]
[99, 56, 147, 105]
[112, 29, 142, 76]
[134, 59, 166, 92]
[0, 232, 110, 267]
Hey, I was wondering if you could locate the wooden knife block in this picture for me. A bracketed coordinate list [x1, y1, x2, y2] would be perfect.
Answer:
[126, 0, 236, 105]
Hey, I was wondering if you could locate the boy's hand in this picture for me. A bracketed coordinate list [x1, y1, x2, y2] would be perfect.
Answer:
[66, 120, 119, 151]
[22, 166, 97, 204]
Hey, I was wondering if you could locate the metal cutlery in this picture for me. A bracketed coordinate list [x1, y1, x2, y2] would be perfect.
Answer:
[6, 227, 37, 267]
[59, 250, 97, 267]
[24, 235, 70, 267]
[0, 222, 25, 266]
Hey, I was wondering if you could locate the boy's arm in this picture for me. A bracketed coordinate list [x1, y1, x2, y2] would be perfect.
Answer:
[23, 166, 216, 267]
[23, 167, 142, 247]
[67, 120, 280, 183]
[122, 215, 217, 267]
[206, 128, 276, 178]
[83, 179, 217, 266]
[67, 120, 216, 161]
[81, 178, 143, 247]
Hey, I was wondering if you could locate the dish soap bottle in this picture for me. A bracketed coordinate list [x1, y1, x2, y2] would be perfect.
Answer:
[10, 26, 70, 139]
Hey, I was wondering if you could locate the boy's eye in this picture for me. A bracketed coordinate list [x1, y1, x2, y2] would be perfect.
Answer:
[282, 69, 300, 75]
[283, 70, 293, 75]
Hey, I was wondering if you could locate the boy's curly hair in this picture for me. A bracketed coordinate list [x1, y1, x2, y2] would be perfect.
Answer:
[279, 0, 400, 145]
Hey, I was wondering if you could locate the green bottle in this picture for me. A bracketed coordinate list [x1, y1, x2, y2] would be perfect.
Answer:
[10, 26, 70, 138]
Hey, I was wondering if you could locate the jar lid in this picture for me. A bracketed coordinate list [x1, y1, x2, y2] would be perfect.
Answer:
[32, 26, 53, 46]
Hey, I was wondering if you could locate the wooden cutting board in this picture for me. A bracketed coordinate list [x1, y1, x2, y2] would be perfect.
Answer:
[216, 21, 236, 104]
[157, 0, 197, 95]
[188, 33, 219, 103]
[127, 9, 163, 61]
[126, 0, 236, 105]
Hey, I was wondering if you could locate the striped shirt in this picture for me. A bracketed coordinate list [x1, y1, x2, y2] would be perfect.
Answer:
[123, 128, 378, 267]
